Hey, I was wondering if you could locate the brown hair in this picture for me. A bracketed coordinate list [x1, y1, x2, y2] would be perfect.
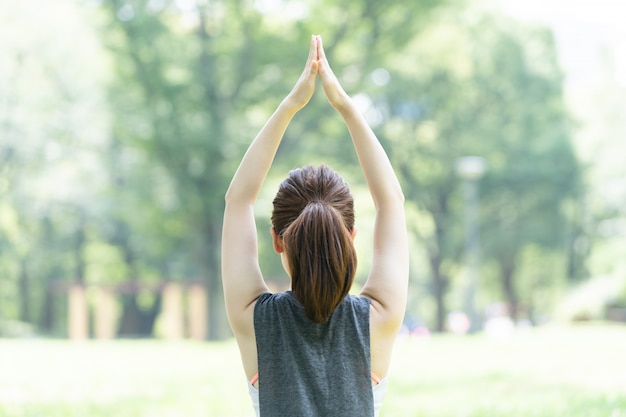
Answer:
[271, 165, 357, 323]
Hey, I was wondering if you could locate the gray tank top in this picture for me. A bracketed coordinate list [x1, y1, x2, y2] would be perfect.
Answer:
[254, 291, 375, 417]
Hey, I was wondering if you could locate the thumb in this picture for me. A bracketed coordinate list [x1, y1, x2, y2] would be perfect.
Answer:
[310, 60, 319, 75]
[317, 59, 328, 78]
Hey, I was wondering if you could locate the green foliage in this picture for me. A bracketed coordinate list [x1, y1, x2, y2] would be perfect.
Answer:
[93, 0, 450, 338]
[0, 0, 586, 337]
[0, 0, 109, 334]
[370, 9, 583, 329]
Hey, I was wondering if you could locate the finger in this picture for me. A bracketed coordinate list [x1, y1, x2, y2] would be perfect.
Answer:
[318, 40, 336, 82]
[314, 34, 320, 60]
[318, 35, 328, 64]
[316, 38, 328, 75]
[306, 34, 316, 66]
[317, 55, 333, 80]
[317, 58, 328, 77]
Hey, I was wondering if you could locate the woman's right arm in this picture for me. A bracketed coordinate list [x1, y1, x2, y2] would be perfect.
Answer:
[222, 36, 320, 338]
[317, 36, 409, 334]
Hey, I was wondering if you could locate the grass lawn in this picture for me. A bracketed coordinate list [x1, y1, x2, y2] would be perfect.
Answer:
[0, 323, 624, 416]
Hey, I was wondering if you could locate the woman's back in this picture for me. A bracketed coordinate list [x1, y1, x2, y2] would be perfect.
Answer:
[253, 291, 374, 416]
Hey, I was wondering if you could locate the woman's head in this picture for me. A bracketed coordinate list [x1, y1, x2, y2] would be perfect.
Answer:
[271, 164, 357, 323]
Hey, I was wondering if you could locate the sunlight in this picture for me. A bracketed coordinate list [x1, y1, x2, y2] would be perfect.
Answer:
[254, 0, 309, 21]
[498, 0, 626, 88]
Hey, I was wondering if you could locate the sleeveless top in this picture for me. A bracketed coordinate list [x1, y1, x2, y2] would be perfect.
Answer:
[247, 375, 388, 417]
[253, 291, 376, 417]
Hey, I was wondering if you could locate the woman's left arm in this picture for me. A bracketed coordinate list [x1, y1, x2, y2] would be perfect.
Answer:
[222, 36, 319, 337]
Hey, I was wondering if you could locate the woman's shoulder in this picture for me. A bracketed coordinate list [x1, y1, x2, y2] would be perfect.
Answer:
[345, 293, 371, 308]
[254, 291, 303, 311]
[338, 294, 371, 316]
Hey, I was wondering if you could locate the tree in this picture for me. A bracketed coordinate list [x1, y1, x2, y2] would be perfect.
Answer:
[375, 10, 582, 330]
[97, 0, 447, 339]
[0, 0, 110, 334]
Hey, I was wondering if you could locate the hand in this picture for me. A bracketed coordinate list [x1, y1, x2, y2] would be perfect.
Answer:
[284, 35, 319, 111]
[317, 35, 350, 111]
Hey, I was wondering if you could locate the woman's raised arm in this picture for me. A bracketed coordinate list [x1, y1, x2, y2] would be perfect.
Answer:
[221, 36, 319, 336]
[317, 36, 409, 333]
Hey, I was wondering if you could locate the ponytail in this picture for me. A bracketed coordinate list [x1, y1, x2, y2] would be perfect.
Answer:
[283, 202, 357, 323]
[271, 165, 357, 323]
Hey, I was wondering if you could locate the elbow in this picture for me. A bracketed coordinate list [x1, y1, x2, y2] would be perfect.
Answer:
[224, 186, 250, 206]
[395, 186, 406, 204]
[224, 191, 256, 214]
[224, 187, 234, 204]
[224, 176, 260, 206]
[385, 178, 406, 204]
[374, 184, 405, 209]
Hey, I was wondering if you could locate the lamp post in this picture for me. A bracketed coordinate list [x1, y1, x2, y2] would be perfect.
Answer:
[456, 156, 486, 333]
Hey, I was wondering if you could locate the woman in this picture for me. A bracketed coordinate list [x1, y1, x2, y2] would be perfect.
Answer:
[221, 35, 408, 417]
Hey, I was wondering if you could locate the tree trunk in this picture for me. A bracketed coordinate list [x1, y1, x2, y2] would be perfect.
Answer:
[74, 216, 86, 284]
[40, 216, 61, 334]
[500, 259, 519, 321]
[117, 232, 160, 337]
[118, 295, 140, 336]
[40, 284, 55, 333]
[430, 252, 449, 332]
[204, 220, 228, 340]
[117, 293, 161, 337]
[429, 200, 451, 333]
[18, 258, 30, 323]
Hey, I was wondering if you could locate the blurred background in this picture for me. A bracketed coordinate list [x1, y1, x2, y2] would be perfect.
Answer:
[2, 0, 625, 341]
[1, 0, 626, 416]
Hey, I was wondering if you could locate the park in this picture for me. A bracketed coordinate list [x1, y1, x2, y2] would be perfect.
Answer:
[1, 0, 626, 415]
[1, 323, 625, 416]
